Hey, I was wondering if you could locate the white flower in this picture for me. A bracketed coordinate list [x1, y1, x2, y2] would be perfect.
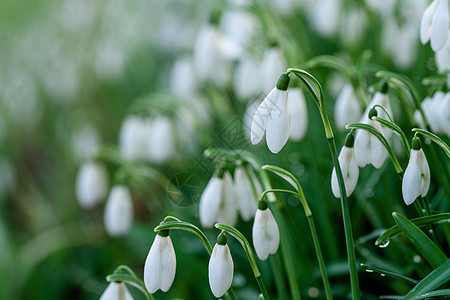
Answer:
[288, 88, 308, 141]
[251, 75, 291, 154]
[144, 233, 177, 293]
[402, 145, 431, 205]
[334, 84, 361, 129]
[260, 48, 287, 94]
[100, 282, 134, 300]
[170, 56, 197, 100]
[199, 172, 237, 228]
[308, 0, 340, 37]
[75, 161, 108, 210]
[420, 0, 450, 51]
[252, 203, 280, 260]
[208, 242, 234, 298]
[382, 20, 418, 69]
[233, 166, 257, 221]
[119, 116, 152, 161]
[331, 144, 359, 198]
[104, 185, 134, 236]
[234, 56, 261, 100]
[147, 117, 175, 164]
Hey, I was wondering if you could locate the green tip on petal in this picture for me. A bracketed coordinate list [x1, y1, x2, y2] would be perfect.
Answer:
[158, 229, 170, 237]
[217, 231, 227, 245]
[258, 198, 268, 210]
[344, 131, 355, 148]
[368, 107, 378, 119]
[412, 136, 421, 150]
[276, 73, 290, 91]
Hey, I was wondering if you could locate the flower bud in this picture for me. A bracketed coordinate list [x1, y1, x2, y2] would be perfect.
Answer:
[208, 237, 234, 297]
[75, 161, 108, 210]
[252, 201, 280, 260]
[100, 282, 134, 300]
[104, 185, 134, 236]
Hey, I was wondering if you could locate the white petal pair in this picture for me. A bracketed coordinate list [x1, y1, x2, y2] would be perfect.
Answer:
[251, 88, 290, 154]
[420, 0, 450, 51]
[334, 84, 361, 129]
[208, 243, 234, 298]
[100, 282, 134, 300]
[104, 185, 134, 237]
[233, 166, 258, 221]
[331, 146, 359, 198]
[252, 207, 280, 261]
[402, 149, 431, 205]
[144, 234, 177, 293]
[289, 88, 308, 141]
[75, 161, 108, 210]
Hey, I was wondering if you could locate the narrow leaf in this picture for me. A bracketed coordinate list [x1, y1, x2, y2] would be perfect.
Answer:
[404, 259, 450, 299]
[412, 128, 450, 158]
[410, 289, 450, 300]
[262, 165, 300, 191]
[360, 263, 418, 285]
[392, 212, 447, 268]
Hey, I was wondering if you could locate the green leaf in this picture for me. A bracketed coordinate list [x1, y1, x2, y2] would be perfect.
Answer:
[305, 55, 354, 81]
[403, 259, 450, 299]
[409, 289, 450, 300]
[360, 263, 418, 285]
[392, 212, 447, 268]
[287, 68, 323, 105]
[412, 128, 450, 158]
[261, 165, 300, 192]
[376, 213, 450, 247]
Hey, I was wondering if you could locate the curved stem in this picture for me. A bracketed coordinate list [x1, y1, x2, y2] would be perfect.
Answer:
[215, 223, 270, 300]
[106, 273, 154, 300]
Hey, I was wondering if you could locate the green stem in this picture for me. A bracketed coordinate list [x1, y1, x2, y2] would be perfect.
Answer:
[215, 223, 270, 300]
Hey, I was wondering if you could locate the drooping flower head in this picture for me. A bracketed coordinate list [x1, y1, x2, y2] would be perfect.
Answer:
[75, 160, 108, 210]
[100, 281, 134, 300]
[104, 185, 134, 237]
[252, 199, 280, 260]
[144, 229, 177, 293]
[251, 73, 291, 153]
[420, 0, 450, 51]
[402, 137, 431, 205]
[208, 232, 234, 298]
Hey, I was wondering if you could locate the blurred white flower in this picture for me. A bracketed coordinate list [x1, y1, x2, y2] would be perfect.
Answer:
[252, 202, 280, 260]
[339, 7, 366, 47]
[233, 166, 258, 221]
[382, 20, 418, 69]
[93, 41, 126, 80]
[119, 116, 152, 161]
[334, 84, 361, 129]
[365, 0, 394, 14]
[71, 124, 100, 161]
[309, 0, 341, 37]
[209, 239, 234, 298]
[415, 92, 450, 136]
[435, 34, 450, 71]
[260, 48, 287, 94]
[251, 75, 291, 154]
[100, 282, 134, 300]
[147, 117, 175, 164]
[219, 10, 259, 50]
[288, 88, 308, 141]
[420, 0, 449, 51]
[331, 136, 359, 198]
[402, 140, 430, 205]
[199, 171, 237, 227]
[170, 56, 197, 100]
[104, 185, 134, 236]
[144, 233, 177, 293]
[75, 161, 108, 210]
[234, 56, 261, 100]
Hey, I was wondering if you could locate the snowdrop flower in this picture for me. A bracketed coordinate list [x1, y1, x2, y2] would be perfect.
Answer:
[100, 282, 134, 300]
[144, 230, 177, 293]
[199, 171, 237, 228]
[233, 166, 258, 221]
[219, 10, 258, 50]
[309, 0, 341, 37]
[104, 185, 134, 236]
[339, 7, 367, 47]
[252, 200, 280, 260]
[147, 117, 175, 164]
[209, 232, 234, 298]
[435, 36, 450, 71]
[251, 73, 291, 154]
[382, 20, 418, 69]
[402, 137, 431, 205]
[75, 161, 108, 210]
[234, 56, 261, 100]
[170, 56, 197, 100]
[260, 48, 287, 94]
[289, 88, 308, 141]
[119, 116, 152, 161]
[331, 132, 359, 198]
[420, 0, 449, 51]
[334, 84, 361, 129]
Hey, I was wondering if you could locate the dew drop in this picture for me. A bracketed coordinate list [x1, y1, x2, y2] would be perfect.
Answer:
[308, 287, 319, 298]
[380, 274, 386, 277]
[413, 255, 421, 263]
[377, 240, 390, 248]
[365, 269, 374, 273]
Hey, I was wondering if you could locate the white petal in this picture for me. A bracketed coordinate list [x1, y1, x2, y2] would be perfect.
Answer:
[218, 172, 238, 226]
[252, 209, 280, 260]
[345, 148, 360, 197]
[119, 116, 151, 161]
[147, 117, 175, 163]
[402, 150, 423, 205]
[234, 167, 257, 221]
[354, 129, 370, 167]
[144, 235, 176, 293]
[75, 161, 108, 210]
[199, 177, 223, 228]
[260, 48, 287, 94]
[431, 0, 449, 51]
[209, 244, 234, 298]
[417, 149, 431, 197]
[288, 88, 308, 141]
[334, 84, 361, 129]
[104, 186, 134, 236]
[159, 237, 177, 292]
[266, 90, 291, 153]
[100, 282, 134, 300]
[370, 121, 387, 169]
[331, 167, 340, 198]
[251, 88, 279, 145]
[421, 0, 439, 44]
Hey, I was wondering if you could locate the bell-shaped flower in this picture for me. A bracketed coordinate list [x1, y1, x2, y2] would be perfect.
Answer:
[402, 138, 431, 205]
[199, 171, 237, 228]
[334, 84, 361, 129]
[147, 117, 175, 164]
[100, 282, 134, 300]
[288, 88, 308, 141]
[252, 200, 280, 260]
[331, 133, 359, 198]
[119, 116, 152, 161]
[308, 0, 340, 37]
[75, 161, 108, 210]
[104, 185, 134, 237]
[170, 55, 197, 100]
[420, 0, 449, 51]
[234, 56, 260, 100]
[209, 233, 234, 298]
[144, 231, 177, 293]
[233, 166, 257, 221]
[381, 20, 418, 69]
[260, 48, 287, 94]
[251, 73, 291, 154]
